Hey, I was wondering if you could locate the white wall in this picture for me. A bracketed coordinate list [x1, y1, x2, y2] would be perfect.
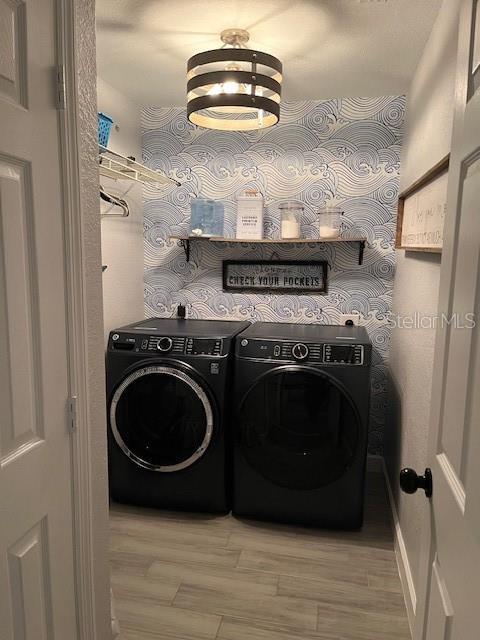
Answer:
[385, 0, 460, 627]
[98, 77, 144, 341]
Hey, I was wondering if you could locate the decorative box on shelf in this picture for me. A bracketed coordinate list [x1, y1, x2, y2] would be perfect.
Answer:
[236, 189, 264, 240]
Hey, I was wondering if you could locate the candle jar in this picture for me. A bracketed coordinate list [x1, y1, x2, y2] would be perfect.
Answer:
[317, 207, 343, 239]
[279, 202, 303, 239]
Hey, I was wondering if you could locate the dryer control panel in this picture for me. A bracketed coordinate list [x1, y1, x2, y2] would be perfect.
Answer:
[109, 332, 224, 357]
[237, 338, 368, 365]
[323, 344, 364, 365]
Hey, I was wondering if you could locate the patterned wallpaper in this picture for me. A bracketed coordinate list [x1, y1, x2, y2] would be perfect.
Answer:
[142, 97, 405, 453]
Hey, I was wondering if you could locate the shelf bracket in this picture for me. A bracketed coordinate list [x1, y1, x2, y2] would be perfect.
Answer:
[178, 238, 190, 261]
[358, 240, 366, 265]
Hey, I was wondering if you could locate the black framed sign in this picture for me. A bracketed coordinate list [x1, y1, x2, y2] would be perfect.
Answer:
[223, 260, 328, 294]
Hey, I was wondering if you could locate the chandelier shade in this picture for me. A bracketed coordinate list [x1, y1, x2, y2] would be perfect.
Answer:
[186, 31, 282, 131]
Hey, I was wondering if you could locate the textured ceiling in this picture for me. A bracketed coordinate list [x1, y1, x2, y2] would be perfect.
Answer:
[96, 0, 442, 106]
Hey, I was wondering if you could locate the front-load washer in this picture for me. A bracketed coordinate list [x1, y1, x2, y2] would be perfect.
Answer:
[106, 317, 249, 513]
[232, 322, 372, 528]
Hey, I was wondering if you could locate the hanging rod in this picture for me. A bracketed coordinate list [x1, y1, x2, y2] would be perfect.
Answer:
[100, 186, 130, 217]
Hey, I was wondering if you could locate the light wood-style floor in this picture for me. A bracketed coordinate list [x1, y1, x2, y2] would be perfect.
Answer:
[110, 472, 411, 640]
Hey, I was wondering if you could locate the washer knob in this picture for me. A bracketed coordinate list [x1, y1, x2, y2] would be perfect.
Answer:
[157, 337, 173, 352]
[292, 343, 309, 361]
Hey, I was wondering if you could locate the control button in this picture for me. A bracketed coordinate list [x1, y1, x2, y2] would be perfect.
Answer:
[274, 345, 281, 357]
[141, 339, 148, 349]
[210, 363, 220, 375]
[157, 336, 173, 352]
[112, 333, 119, 341]
[292, 343, 309, 361]
[241, 339, 248, 347]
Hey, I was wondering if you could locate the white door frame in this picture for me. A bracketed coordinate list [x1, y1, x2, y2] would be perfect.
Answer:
[56, 0, 111, 637]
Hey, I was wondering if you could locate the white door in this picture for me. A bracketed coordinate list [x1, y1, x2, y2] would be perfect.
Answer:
[0, 0, 78, 637]
[410, 1, 480, 639]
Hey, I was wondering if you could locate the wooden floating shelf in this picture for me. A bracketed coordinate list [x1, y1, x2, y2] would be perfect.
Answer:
[169, 236, 368, 265]
[211, 237, 367, 244]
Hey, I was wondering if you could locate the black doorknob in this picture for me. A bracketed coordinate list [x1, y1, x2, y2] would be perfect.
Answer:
[400, 467, 433, 498]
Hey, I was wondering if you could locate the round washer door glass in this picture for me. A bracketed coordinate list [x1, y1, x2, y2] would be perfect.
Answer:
[110, 365, 214, 472]
[239, 367, 360, 489]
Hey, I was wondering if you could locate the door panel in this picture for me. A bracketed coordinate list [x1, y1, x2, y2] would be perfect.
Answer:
[8, 519, 52, 640]
[425, 560, 453, 640]
[0, 0, 27, 107]
[470, 0, 480, 93]
[463, 257, 480, 542]
[0, 0, 78, 637]
[440, 156, 480, 480]
[0, 156, 42, 462]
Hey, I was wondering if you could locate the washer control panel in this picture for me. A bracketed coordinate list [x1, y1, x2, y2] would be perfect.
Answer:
[323, 344, 364, 365]
[185, 338, 222, 356]
[237, 338, 367, 365]
[109, 333, 224, 356]
[292, 343, 309, 361]
[156, 337, 173, 352]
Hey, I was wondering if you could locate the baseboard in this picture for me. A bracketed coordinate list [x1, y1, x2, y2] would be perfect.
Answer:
[366, 453, 383, 473]
[110, 588, 121, 638]
[374, 455, 416, 636]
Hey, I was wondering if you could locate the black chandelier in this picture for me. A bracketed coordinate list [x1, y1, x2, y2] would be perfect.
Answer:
[186, 29, 282, 131]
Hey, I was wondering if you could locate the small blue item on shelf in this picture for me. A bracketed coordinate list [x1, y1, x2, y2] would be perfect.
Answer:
[98, 112, 114, 150]
[190, 198, 224, 237]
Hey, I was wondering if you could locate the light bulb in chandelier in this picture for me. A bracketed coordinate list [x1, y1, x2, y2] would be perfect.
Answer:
[222, 80, 240, 94]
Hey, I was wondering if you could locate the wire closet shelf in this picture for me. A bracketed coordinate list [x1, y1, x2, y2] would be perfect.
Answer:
[98, 146, 180, 186]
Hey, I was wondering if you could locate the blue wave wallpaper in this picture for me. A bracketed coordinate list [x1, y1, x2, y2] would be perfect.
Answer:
[142, 97, 405, 453]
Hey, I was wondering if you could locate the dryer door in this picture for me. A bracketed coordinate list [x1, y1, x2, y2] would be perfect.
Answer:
[238, 366, 361, 489]
[110, 365, 214, 472]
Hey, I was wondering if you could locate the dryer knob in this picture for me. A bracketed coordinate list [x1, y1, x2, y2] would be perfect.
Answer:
[292, 343, 309, 361]
[157, 337, 173, 352]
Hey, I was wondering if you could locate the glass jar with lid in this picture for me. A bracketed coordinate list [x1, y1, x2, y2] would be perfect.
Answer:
[317, 206, 343, 239]
[279, 201, 303, 239]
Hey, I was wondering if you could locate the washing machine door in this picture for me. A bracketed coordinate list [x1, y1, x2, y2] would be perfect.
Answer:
[238, 366, 361, 489]
[109, 365, 214, 472]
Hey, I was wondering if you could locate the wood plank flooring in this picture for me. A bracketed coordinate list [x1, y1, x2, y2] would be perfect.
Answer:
[110, 472, 411, 640]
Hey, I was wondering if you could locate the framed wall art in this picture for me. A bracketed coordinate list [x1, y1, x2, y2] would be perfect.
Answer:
[223, 260, 328, 294]
[396, 154, 449, 253]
